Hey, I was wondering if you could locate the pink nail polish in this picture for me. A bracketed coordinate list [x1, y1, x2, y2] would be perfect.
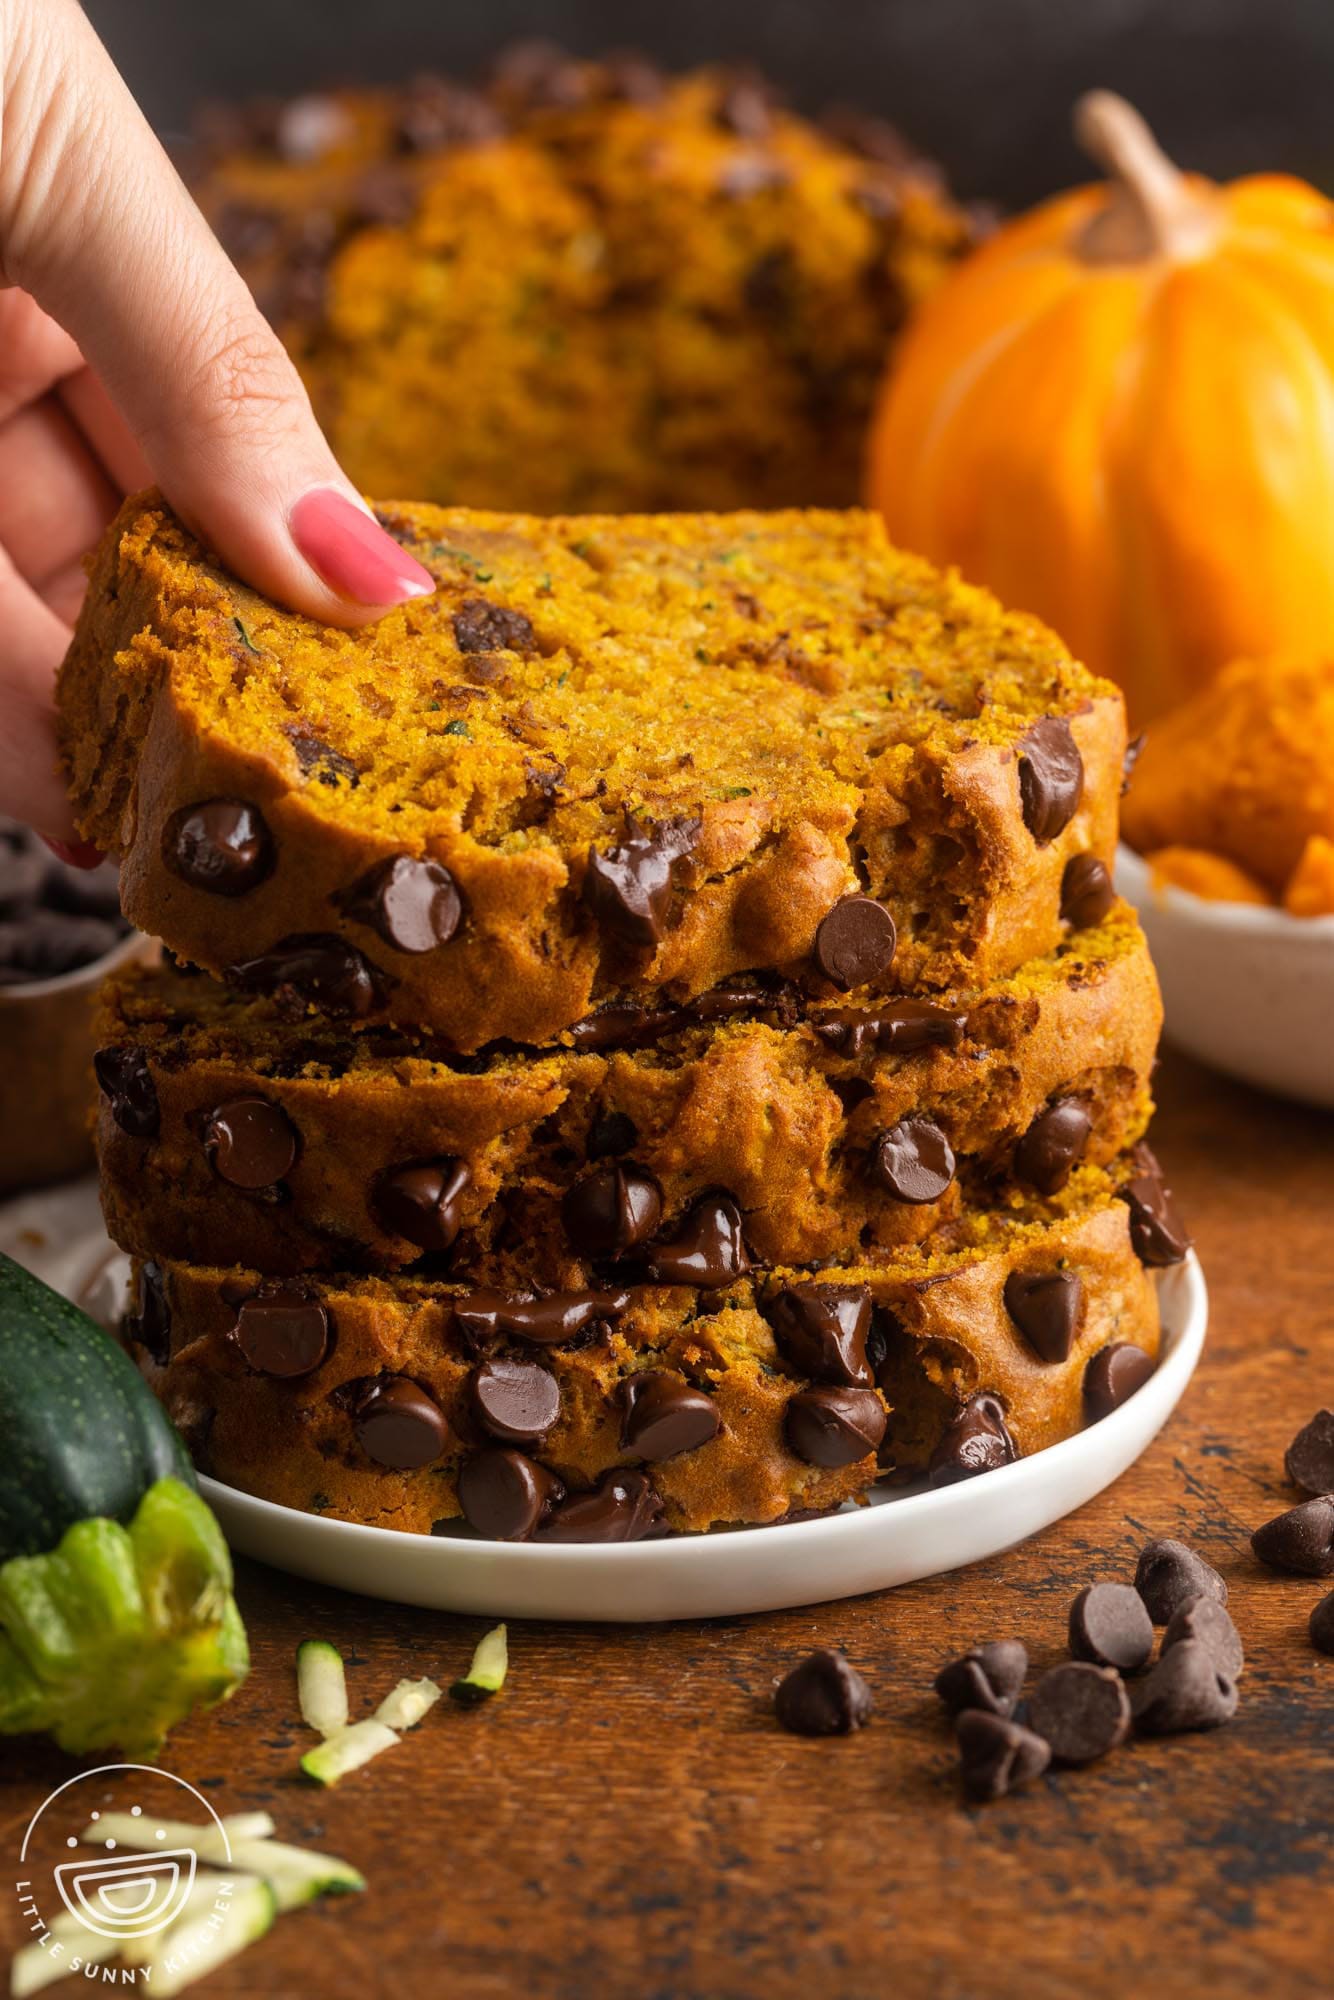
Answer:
[290, 490, 435, 607]
[42, 837, 105, 870]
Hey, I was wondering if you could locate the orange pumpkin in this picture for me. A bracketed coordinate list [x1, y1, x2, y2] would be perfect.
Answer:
[867, 92, 1334, 721]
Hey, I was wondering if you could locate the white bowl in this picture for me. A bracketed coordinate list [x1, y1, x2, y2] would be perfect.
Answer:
[1117, 844, 1334, 1108]
[2, 1179, 1207, 1624]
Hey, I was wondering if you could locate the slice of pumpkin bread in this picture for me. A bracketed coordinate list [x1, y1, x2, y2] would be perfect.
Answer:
[94, 906, 1158, 1277]
[130, 1158, 1165, 1539]
[59, 494, 1126, 1050]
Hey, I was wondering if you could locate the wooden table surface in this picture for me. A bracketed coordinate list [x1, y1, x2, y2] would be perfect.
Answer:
[3, 1047, 1332, 2000]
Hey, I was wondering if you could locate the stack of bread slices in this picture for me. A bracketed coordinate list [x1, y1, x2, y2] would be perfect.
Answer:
[58, 493, 1186, 1542]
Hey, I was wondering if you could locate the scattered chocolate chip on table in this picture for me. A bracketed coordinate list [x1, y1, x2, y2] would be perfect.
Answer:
[774, 1650, 874, 1736]
[1069, 1582, 1155, 1672]
[1134, 1537, 1229, 1623]
[1028, 1661, 1132, 1764]
[933, 1640, 1028, 1719]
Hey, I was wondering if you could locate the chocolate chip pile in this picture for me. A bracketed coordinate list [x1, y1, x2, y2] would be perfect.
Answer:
[0, 818, 128, 986]
[945, 1544, 1240, 1799]
[772, 1410, 1334, 1790]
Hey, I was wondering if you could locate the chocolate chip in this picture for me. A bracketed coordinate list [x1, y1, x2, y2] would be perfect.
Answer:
[869, 1117, 955, 1204]
[849, 175, 904, 223]
[598, 51, 665, 103]
[536, 1468, 665, 1543]
[393, 74, 504, 153]
[1133, 1639, 1238, 1734]
[812, 999, 965, 1057]
[583, 817, 699, 951]
[813, 895, 896, 990]
[127, 1261, 170, 1367]
[586, 1110, 638, 1159]
[646, 1192, 753, 1286]
[1162, 1595, 1245, 1681]
[689, 975, 795, 1025]
[714, 68, 775, 138]
[821, 104, 917, 168]
[284, 722, 360, 788]
[373, 1158, 471, 1252]
[1284, 1409, 1334, 1496]
[234, 1292, 330, 1378]
[1003, 1269, 1083, 1365]
[1119, 1142, 1190, 1266]
[1084, 1342, 1156, 1421]
[774, 1650, 873, 1736]
[619, 1372, 720, 1461]
[1134, 1539, 1228, 1624]
[93, 1046, 160, 1139]
[562, 1161, 662, 1257]
[1029, 1662, 1130, 1764]
[1018, 717, 1084, 844]
[452, 1286, 630, 1349]
[784, 1385, 886, 1468]
[162, 798, 274, 896]
[1060, 853, 1116, 928]
[489, 38, 587, 112]
[956, 1710, 1051, 1802]
[452, 598, 536, 656]
[1122, 731, 1147, 797]
[336, 855, 462, 953]
[567, 1002, 682, 1050]
[933, 1640, 1027, 1719]
[928, 1394, 1017, 1487]
[1311, 1592, 1334, 1655]
[203, 1095, 299, 1189]
[468, 1358, 560, 1447]
[228, 933, 384, 1017]
[1068, 1583, 1154, 1672]
[348, 163, 417, 226]
[459, 1447, 563, 1538]
[764, 1282, 873, 1386]
[1251, 1496, 1334, 1576]
[1013, 1097, 1091, 1195]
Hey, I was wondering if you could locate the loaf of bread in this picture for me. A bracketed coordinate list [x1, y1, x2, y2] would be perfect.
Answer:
[190, 50, 975, 513]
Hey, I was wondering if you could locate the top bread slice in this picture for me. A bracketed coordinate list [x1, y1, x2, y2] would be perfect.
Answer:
[58, 494, 1125, 1051]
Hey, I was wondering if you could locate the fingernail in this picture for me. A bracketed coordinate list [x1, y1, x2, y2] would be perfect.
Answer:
[42, 836, 105, 870]
[290, 489, 435, 607]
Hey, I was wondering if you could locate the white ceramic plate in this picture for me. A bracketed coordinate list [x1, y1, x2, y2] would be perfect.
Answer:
[1117, 843, 1334, 1108]
[1, 1178, 1208, 1622]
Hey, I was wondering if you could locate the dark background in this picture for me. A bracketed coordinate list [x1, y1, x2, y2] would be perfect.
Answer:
[86, 0, 1334, 205]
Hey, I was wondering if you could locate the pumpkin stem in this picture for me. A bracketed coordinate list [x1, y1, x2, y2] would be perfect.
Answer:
[1073, 91, 1216, 263]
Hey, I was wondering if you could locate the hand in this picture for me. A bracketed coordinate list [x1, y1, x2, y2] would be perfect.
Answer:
[0, 0, 434, 847]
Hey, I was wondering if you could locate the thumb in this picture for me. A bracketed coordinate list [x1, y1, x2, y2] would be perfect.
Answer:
[1, 0, 434, 623]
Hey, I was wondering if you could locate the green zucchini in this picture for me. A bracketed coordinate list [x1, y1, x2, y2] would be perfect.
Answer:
[450, 1623, 508, 1704]
[0, 1253, 192, 1561]
[300, 1719, 400, 1786]
[0, 1255, 248, 1754]
[296, 1638, 348, 1736]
